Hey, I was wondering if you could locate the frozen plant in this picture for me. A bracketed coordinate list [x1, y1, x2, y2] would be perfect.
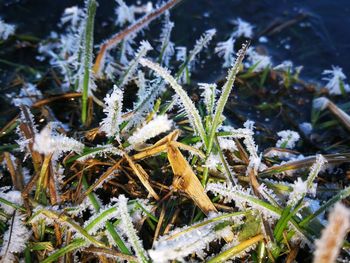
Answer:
[288, 154, 327, 207]
[115, 0, 135, 26]
[215, 36, 235, 68]
[6, 83, 43, 107]
[322, 65, 350, 95]
[233, 18, 254, 38]
[0, 18, 15, 40]
[246, 47, 271, 72]
[158, 12, 175, 66]
[215, 18, 253, 67]
[128, 115, 173, 147]
[276, 130, 300, 149]
[99, 85, 124, 138]
[33, 123, 84, 157]
[149, 212, 243, 263]
[0, 212, 31, 262]
[118, 40, 153, 87]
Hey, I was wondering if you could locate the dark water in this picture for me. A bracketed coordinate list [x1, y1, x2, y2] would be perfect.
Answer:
[1, 0, 350, 83]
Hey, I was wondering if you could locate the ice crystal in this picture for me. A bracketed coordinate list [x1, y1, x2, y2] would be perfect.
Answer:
[128, 115, 173, 147]
[139, 58, 207, 145]
[33, 123, 84, 156]
[288, 154, 327, 206]
[0, 19, 15, 40]
[0, 188, 23, 214]
[77, 144, 123, 162]
[119, 40, 153, 87]
[207, 183, 280, 220]
[215, 36, 235, 68]
[218, 137, 237, 152]
[276, 130, 300, 149]
[0, 212, 30, 262]
[61, 6, 84, 27]
[149, 212, 238, 263]
[7, 83, 43, 107]
[99, 85, 124, 138]
[313, 97, 330, 111]
[204, 154, 221, 170]
[199, 83, 218, 116]
[158, 12, 175, 66]
[215, 18, 252, 67]
[116, 195, 149, 262]
[233, 18, 254, 38]
[322, 65, 350, 95]
[246, 47, 271, 72]
[115, 0, 135, 26]
[313, 203, 350, 263]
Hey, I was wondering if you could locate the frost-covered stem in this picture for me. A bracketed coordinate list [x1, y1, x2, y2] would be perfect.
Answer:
[34, 153, 52, 202]
[206, 43, 248, 154]
[118, 196, 150, 263]
[82, 176, 132, 256]
[30, 209, 106, 247]
[140, 58, 207, 145]
[81, 0, 97, 125]
[93, 0, 181, 74]
[207, 234, 264, 263]
[215, 135, 235, 184]
[300, 186, 350, 227]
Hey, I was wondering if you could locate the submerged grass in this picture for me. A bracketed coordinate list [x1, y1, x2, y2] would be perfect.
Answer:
[0, 0, 350, 263]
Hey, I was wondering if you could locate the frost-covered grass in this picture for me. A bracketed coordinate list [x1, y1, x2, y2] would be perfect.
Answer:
[0, 0, 350, 262]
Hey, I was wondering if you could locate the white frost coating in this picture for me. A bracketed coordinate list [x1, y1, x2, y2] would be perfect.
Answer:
[204, 154, 221, 170]
[207, 183, 280, 220]
[119, 40, 152, 87]
[77, 144, 123, 162]
[33, 124, 84, 156]
[0, 189, 23, 214]
[276, 130, 300, 149]
[158, 12, 174, 66]
[288, 154, 327, 206]
[117, 195, 149, 262]
[199, 83, 217, 116]
[7, 83, 43, 107]
[177, 29, 216, 83]
[140, 58, 207, 145]
[128, 115, 172, 146]
[115, 0, 135, 26]
[246, 47, 271, 72]
[313, 97, 330, 111]
[215, 18, 253, 67]
[313, 203, 350, 263]
[149, 212, 237, 263]
[218, 137, 237, 151]
[322, 65, 350, 95]
[0, 19, 15, 40]
[61, 6, 84, 27]
[83, 205, 119, 235]
[100, 85, 124, 138]
[215, 36, 235, 68]
[0, 212, 31, 262]
[233, 18, 254, 38]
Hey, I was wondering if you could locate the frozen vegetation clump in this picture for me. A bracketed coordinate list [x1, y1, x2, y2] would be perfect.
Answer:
[0, 0, 350, 262]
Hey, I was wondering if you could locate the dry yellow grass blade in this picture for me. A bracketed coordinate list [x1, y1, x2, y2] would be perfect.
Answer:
[167, 143, 217, 215]
[130, 130, 216, 214]
[124, 153, 160, 200]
